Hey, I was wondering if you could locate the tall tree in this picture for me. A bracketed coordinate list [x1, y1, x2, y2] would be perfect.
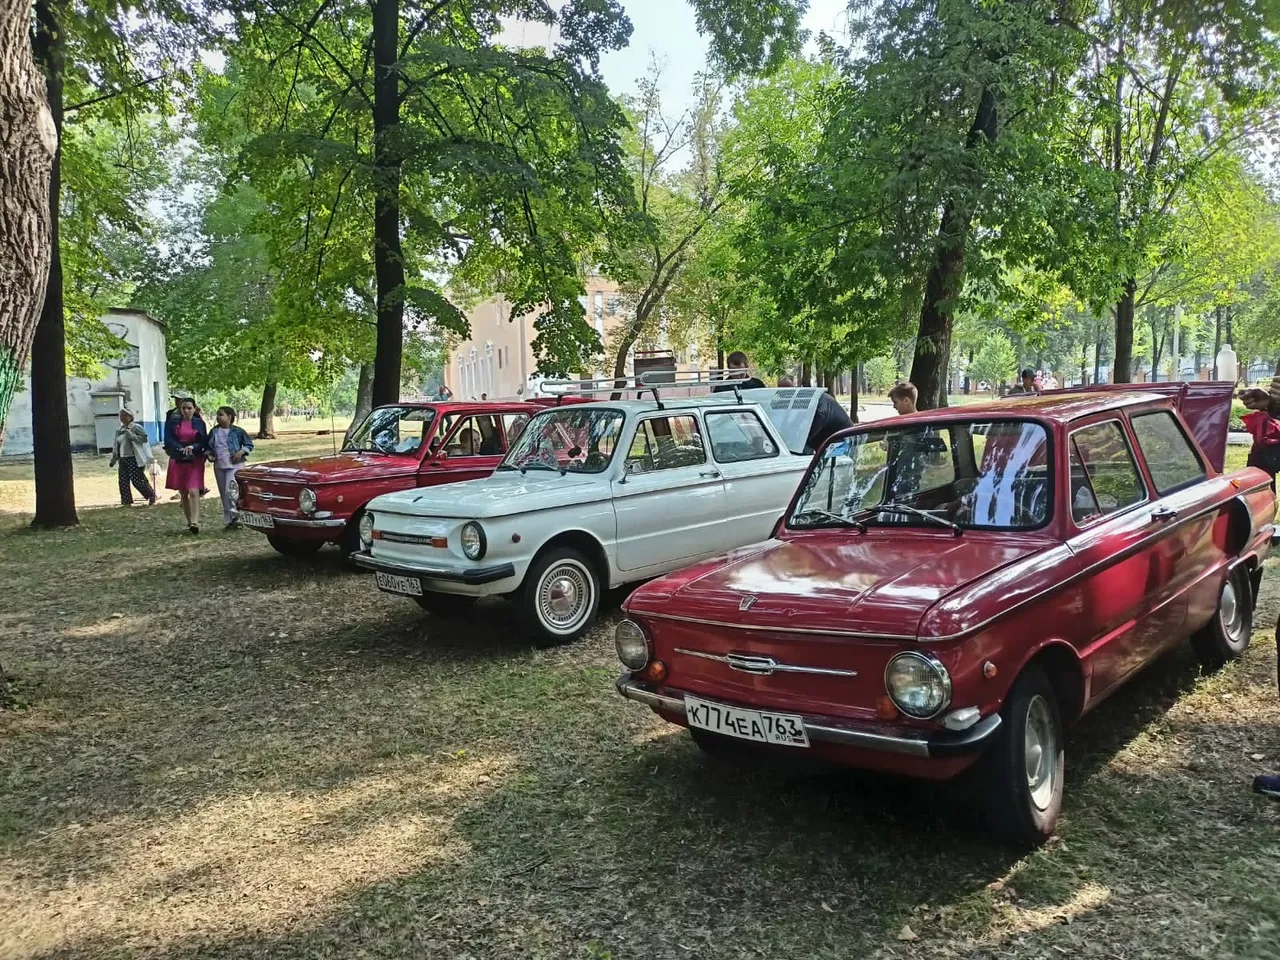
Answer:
[0, 0, 56, 447]
[1044, 1, 1280, 381]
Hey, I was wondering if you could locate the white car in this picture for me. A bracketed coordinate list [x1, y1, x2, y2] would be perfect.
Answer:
[353, 389, 824, 645]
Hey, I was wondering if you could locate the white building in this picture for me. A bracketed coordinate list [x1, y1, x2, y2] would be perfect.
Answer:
[1, 308, 169, 457]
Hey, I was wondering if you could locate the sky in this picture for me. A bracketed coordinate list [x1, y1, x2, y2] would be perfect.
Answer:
[509, 0, 853, 113]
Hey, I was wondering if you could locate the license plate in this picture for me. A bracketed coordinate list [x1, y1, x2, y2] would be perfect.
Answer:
[240, 512, 275, 529]
[376, 571, 423, 596]
[685, 695, 809, 748]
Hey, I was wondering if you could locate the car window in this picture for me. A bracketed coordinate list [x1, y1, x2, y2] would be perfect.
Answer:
[705, 411, 779, 463]
[626, 415, 706, 473]
[790, 420, 1050, 531]
[503, 413, 530, 447]
[1130, 411, 1206, 495]
[342, 405, 436, 456]
[439, 414, 504, 458]
[1070, 421, 1146, 524]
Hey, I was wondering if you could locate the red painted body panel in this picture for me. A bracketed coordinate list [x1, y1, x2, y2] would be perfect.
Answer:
[235, 400, 543, 543]
[621, 387, 1275, 780]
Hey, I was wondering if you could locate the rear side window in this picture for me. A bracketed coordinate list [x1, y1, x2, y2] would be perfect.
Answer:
[626, 416, 706, 472]
[439, 414, 505, 457]
[1069, 421, 1146, 524]
[1130, 411, 1206, 494]
[705, 411, 779, 463]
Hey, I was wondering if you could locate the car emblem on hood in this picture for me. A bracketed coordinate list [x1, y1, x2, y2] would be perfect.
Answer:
[739, 596, 757, 611]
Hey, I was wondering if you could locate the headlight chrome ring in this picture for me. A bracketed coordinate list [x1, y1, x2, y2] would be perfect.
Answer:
[615, 619, 650, 670]
[461, 522, 486, 561]
[358, 512, 375, 549]
[227, 477, 240, 505]
[884, 652, 952, 719]
[299, 487, 318, 515]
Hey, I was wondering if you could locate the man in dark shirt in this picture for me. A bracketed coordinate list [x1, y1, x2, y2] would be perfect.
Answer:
[805, 391, 853, 453]
[712, 351, 766, 392]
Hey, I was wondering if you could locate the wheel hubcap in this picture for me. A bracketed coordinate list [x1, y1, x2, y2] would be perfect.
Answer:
[1221, 579, 1243, 643]
[538, 563, 592, 632]
[1024, 695, 1057, 812]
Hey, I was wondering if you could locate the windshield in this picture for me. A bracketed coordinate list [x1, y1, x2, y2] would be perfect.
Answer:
[342, 406, 436, 456]
[502, 408, 625, 474]
[789, 419, 1051, 531]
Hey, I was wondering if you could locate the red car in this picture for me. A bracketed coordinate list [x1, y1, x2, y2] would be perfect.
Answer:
[614, 384, 1275, 846]
[230, 400, 549, 557]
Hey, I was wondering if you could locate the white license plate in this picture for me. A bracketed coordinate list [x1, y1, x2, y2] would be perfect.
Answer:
[376, 571, 423, 596]
[240, 512, 275, 529]
[685, 695, 809, 748]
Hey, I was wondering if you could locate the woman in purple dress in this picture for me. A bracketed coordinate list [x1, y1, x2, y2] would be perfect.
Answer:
[163, 398, 209, 533]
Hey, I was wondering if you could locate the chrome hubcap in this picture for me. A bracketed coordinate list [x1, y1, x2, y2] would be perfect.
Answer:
[1221, 579, 1243, 643]
[538, 562, 592, 632]
[1024, 695, 1057, 812]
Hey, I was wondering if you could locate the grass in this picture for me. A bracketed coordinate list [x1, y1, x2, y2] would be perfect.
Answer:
[0, 434, 1278, 959]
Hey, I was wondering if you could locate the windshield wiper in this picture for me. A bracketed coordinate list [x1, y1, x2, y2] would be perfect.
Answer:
[858, 502, 963, 536]
[791, 509, 867, 532]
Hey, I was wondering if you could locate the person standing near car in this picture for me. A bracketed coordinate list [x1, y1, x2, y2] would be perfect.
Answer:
[208, 406, 254, 530]
[1008, 368, 1039, 396]
[888, 381, 918, 415]
[164, 397, 209, 534]
[109, 408, 156, 506]
[713, 352, 767, 392]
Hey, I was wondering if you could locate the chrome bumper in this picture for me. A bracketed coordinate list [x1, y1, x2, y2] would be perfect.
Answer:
[616, 677, 1002, 759]
[352, 551, 516, 585]
[271, 516, 346, 529]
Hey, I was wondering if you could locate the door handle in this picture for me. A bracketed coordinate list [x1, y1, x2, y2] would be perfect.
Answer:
[1150, 506, 1177, 523]
[700, 470, 721, 479]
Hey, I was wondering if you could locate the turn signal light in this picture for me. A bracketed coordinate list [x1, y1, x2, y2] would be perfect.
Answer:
[642, 660, 667, 683]
[983, 661, 998, 679]
[371, 529, 383, 540]
[875, 695, 899, 721]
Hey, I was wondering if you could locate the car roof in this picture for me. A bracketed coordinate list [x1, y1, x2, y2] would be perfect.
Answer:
[374, 400, 536, 413]
[529, 393, 773, 415]
[892, 390, 1173, 426]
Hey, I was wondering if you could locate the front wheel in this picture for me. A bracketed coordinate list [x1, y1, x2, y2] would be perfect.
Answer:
[975, 665, 1064, 848]
[518, 547, 601, 647]
[267, 535, 324, 557]
[1191, 566, 1253, 671]
[413, 593, 477, 618]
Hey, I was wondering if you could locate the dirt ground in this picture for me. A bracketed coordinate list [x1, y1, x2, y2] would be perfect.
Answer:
[1, 433, 1278, 959]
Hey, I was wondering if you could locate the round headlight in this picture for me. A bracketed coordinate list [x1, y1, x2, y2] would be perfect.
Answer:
[299, 487, 317, 514]
[884, 652, 952, 719]
[227, 477, 240, 505]
[615, 619, 650, 670]
[359, 512, 375, 549]
[461, 522, 486, 561]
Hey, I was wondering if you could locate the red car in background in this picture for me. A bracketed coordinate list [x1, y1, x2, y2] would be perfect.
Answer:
[614, 384, 1275, 846]
[229, 400, 551, 557]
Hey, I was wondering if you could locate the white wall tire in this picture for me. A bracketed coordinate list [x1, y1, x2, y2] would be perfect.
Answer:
[519, 547, 600, 647]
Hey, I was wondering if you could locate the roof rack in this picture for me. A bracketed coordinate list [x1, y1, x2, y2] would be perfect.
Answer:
[539, 369, 747, 408]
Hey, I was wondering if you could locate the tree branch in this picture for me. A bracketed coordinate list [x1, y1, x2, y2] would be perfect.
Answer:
[65, 74, 164, 114]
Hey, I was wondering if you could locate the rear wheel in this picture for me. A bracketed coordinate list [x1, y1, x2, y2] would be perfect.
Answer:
[1191, 566, 1253, 671]
[413, 593, 477, 618]
[518, 547, 600, 647]
[975, 665, 1064, 848]
[267, 535, 323, 557]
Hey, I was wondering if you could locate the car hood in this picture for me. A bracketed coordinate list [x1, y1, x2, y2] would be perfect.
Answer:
[627, 534, 1042, 638]
[367, 469, 606, 519]
[237, 452, 420, 485]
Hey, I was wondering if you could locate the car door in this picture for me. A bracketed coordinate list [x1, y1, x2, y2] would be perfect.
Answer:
[420, 412, 507, 485]
[611, 413, 728, 573]
[1127, 409, 1214, 636]
[1066, 417, 1184, 699]
[703, 408, 798, 541]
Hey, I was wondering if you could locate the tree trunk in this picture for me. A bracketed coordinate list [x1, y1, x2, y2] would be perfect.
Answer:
[30, 0, 76, 529]
[1149, 305, 1162, 380]
[257, 381, 277, 439]
[1093, 336, 1102, 386]
[821, 369, 835, 395]
[1224, 306, 1233, 346]
[1212, 305, 1222, 379]
[1112, 277, 1136, 383]
[715, 347, 724, 371]
[1273, 355, 1280, 377]
[345, 362, 374, 444]
[1079, 340, 1087, 385]
[0, 0, 56, 448]
[369, 0, 404, 408]
[800, 362, 811, 387]
[848, 365, 858, 423]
